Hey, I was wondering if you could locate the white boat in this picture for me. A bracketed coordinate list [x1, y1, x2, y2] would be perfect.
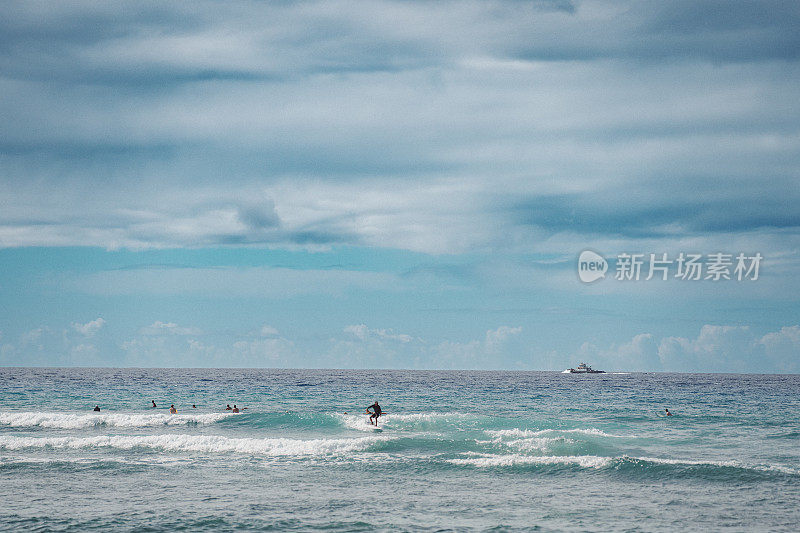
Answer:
[563, 362, 605, 374]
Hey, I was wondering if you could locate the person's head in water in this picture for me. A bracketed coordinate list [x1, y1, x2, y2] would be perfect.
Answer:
[93, 405, 100, 412]
[192, 405, 196, 409]
[665, 408, 672, 416]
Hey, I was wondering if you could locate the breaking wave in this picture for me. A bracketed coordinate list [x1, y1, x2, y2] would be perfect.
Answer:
[0, 411, 233, 429]
[0, 434, 392, 457]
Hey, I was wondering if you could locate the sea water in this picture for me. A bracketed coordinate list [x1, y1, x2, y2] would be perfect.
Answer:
[0, 368, 798, 532]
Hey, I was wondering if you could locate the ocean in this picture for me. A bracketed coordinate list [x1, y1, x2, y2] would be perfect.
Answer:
[0, 368, 798, 532]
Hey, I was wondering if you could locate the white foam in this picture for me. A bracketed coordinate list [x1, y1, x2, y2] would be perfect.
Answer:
[381, 412, 472, 421]
[335, 411, 472, 431]
[448, 453, 800, 473]
[0, 411, 232, 429]
[0, 434, 391, 456]
[448, 454, 611, 468]
[0, 454, 192, 467]
[626, 456, 800, 475]
[503, 437, 566, 452]
[485, 428, 634, 439]
[629, 455, 739, 468]
[337, 413, 381, 432]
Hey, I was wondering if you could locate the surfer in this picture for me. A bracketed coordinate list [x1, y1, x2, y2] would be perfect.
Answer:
[93, 405, 100, 412]
[665, 408, 672, 416]
[169, 405, 177, 414]
[225, 404, 232, 410]
[232, 405, 239, 413]
[366, 401, 382, 426]
[151, 400, 157, 408]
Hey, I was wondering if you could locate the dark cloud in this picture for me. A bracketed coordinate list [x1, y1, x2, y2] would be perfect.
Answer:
[513, 176, 800, 238]
[3, 0, 796, 91]
[238, 202, 281, 231]
[0, 1, 798, 253]
[512, 0, 800, 62]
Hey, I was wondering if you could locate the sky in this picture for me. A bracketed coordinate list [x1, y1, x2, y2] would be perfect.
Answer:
[1, 0, 799, 371]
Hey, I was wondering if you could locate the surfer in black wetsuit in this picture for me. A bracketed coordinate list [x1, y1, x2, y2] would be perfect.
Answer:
[366, 402, 382, 426]
[93, 405, 100, 412]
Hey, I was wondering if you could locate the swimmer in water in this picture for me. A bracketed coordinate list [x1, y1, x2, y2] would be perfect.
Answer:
[192, 404, 196, 409]
[665, 408, 672, 416]
[152, 400, 157, 408]
[232, 405, 239, 413]
[93, 405, 100, 412]
[169, 405, 177, 414]
[225, 404, 232, 410]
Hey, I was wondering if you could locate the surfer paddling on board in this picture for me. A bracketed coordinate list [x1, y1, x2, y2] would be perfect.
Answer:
[366, 401, 382, 426]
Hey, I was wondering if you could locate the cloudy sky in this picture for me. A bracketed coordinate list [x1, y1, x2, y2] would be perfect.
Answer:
[1, 0, 799, 371]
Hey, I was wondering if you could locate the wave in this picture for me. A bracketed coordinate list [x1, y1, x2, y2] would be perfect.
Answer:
[0, 411, 233, 429]
[0, 434, 392, 457]
[484, 428, 635, 439]
[0, 410, 484, 432]
[334, 411, 477, 432]
[449, 454, 611, 468]
[620, 456, 800, 476]
[447, 453, 800, 477]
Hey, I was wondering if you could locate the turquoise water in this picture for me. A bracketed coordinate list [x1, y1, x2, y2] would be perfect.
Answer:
[1, 368, 799, 531]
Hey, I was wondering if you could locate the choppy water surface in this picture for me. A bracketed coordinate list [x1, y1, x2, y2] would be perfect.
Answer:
[1, 368, 798, 531]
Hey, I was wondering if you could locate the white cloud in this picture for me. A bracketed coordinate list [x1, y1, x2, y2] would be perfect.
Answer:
[20, 327, 45, 348]
[329, 324, 523, 369]
[485, 325, 523, 352]
[570, 324, 800, 373]
[435, 326, 524, 368]
[231, 337, 295, 366]
[344, 324, 414, 343]
[758, 326, 800, 374]
[657, 325, 756, 373]
[139, 321, 203, 336]
[257, 325, 280, 337]
[72, 317, 106, 337]
[0, 325, 109, 366]
[120, 330, 295, 368]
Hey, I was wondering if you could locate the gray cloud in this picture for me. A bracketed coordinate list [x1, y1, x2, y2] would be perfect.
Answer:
[0, 1, 798, 255]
